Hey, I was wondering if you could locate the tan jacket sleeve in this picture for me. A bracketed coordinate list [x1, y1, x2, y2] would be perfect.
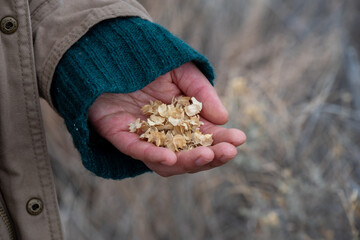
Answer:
[30, 0, 152, 107]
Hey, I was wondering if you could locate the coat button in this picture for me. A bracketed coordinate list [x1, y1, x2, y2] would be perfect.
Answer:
[26, 198, 43, 215]
[0, 16, 18, 34]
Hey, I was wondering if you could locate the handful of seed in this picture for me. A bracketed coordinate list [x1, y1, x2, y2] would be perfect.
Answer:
[129, 96, 213, 152]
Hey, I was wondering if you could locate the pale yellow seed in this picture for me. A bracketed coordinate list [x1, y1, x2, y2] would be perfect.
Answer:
[129, 96, 213, 151]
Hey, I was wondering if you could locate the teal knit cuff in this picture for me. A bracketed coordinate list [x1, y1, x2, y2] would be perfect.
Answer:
[51, 17, 215, 179]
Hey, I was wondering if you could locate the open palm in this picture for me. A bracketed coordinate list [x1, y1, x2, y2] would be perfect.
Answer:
[88, 62, 246, 177]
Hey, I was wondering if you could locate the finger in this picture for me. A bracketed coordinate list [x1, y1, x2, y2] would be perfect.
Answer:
[146, 146, 215, 177]
[148, 143, 238, 177]
[201, 120, 247, 146]
[172, 62, 229, 125]
[209, 142, 238, 166]
[144, 161, 183, 177]
[187, 143, 238, 173]
[176, 146, 215, 169]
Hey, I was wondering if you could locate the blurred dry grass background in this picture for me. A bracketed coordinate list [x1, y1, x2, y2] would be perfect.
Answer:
[41, 0, 360, 239]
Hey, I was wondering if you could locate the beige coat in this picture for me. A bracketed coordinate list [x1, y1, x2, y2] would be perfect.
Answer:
[0, 0, 151, 239]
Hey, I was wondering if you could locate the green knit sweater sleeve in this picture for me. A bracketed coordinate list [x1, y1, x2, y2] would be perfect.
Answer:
[51, 17, 215, 180]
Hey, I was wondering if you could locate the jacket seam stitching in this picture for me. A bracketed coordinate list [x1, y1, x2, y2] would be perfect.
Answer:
[31, 0, 59, 30]
[31, 0, 53, 16]
[15, 1, 53, 238]
[14, 0, 63, 238]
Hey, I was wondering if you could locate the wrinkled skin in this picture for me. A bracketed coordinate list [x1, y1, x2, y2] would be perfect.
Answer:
[88, 62, 246, 177]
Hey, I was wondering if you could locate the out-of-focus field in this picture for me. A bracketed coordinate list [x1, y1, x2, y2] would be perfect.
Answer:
[41, 0, 360, 239]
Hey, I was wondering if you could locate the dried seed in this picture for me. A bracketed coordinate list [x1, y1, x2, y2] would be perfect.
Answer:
[129, 96, 213, 151]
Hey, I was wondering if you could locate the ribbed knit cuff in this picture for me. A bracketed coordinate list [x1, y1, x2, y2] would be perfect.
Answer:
[51, 17, 215, 179]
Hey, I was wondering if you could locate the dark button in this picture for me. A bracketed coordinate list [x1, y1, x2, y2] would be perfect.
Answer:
[26, 198, 43, 215]
[0, 16, 18, 34]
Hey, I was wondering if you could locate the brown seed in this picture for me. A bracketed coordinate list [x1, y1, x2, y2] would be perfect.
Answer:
[128, 96, 213, 151]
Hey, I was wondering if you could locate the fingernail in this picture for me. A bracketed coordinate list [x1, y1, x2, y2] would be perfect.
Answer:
[195, 158, 210, 166]
[219, 154, 233, 163]
[219, 156, 229, 163]
[161, 160, 172, 166]
[160, 159, 176, 166]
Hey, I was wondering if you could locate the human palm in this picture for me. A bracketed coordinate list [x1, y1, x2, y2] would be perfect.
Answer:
[88, 62, 246, 177]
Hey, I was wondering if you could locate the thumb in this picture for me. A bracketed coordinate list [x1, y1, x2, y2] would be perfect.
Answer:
[172, 62, 229, 125]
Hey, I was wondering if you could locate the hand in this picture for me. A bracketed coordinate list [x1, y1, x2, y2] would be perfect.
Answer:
[88, 62, 246, 177]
